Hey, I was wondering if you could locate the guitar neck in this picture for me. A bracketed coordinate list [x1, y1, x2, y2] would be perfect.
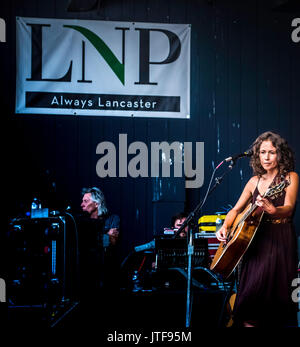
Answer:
[242, 188, 270, 222]
[243, 203, 258, 221]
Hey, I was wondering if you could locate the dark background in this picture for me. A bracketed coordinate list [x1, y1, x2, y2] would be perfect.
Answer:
[1, 0, 300, 263]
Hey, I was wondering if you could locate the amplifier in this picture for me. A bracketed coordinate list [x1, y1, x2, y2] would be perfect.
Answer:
[7, 217, 67, 305]
[198, 214, 226, 233]
[195, 232, 220, 260]
[155, 237, 209, 269]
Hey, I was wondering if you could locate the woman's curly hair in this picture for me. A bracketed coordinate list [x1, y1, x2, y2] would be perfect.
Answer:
[250, 131, 295, 177]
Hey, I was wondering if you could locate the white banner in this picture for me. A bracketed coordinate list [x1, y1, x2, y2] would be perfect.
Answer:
[16, 17, 190, 119]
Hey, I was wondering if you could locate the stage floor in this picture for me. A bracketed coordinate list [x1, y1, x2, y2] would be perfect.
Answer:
[7, 287, 228, 329]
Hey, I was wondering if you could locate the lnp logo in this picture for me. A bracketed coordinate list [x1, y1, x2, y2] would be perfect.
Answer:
[0, 18, 5, 42]
[26, 23, 181, 86]
[291, 18, 300, 43]
[16, 18, 190, 118]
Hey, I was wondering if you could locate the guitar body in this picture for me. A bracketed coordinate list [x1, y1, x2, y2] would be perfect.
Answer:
[210, 203, 264, 278]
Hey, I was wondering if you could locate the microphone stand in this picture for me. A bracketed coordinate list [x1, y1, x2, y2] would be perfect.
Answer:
[174, 159, 238, 328]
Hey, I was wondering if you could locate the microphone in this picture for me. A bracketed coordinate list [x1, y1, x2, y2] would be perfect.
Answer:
[134, 239, 155, 252]
[225, 149, 253, 162]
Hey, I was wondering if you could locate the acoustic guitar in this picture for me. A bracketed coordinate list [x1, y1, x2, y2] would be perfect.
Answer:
[210, 181, 286, 278]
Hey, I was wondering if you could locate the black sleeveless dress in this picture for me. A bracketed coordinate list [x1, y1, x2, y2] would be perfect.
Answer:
[233, 174, 299, 327]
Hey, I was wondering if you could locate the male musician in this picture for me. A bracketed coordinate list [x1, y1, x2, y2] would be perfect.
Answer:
[79, 187, 121, 294]
[171, 212, 189, 238]
[81, 187, 120, 245]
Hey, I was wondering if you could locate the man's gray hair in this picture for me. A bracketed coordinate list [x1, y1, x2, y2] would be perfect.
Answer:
[82, 187, 108, 216]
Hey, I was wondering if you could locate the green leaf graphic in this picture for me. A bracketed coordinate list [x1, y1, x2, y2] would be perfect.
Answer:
[64, 25, 124, 85]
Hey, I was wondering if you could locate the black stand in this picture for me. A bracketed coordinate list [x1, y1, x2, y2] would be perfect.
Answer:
[174, 159, 238, 328]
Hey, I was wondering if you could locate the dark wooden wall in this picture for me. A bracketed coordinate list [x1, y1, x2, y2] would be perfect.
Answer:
[1, 0, 300, 259]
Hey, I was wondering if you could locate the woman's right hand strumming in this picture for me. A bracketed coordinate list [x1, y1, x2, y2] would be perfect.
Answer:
[215, 225, 229, 243]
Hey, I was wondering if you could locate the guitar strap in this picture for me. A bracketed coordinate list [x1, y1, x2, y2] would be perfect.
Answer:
[256, 176, 260, 190]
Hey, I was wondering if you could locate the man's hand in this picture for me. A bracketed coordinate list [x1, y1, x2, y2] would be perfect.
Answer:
[107, 228, 119, 245]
